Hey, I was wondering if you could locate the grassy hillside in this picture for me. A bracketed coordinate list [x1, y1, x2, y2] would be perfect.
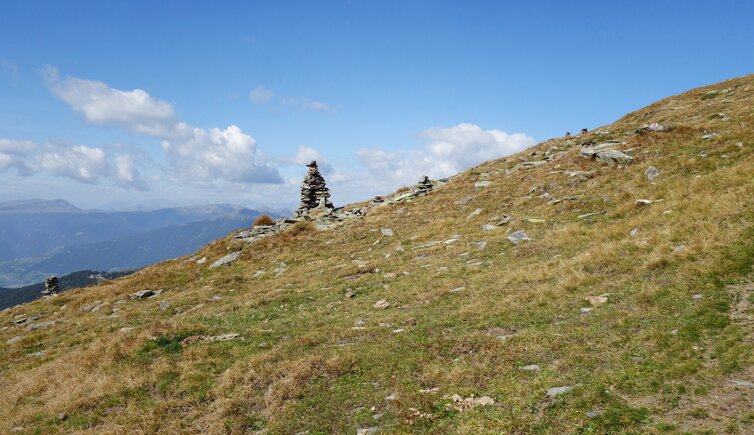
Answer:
[1, 75, 753, 434]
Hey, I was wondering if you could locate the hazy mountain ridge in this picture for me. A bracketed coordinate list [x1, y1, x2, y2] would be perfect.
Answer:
[0, 200, 254, 261]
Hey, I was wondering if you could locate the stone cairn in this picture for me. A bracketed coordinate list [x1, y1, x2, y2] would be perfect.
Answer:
[41, 276, 59, 297]
[416, 175, 434, 195]
[296, 161, 333, 217]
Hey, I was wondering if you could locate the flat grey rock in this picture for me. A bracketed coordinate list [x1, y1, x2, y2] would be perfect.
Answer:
[508, 230, 531, 245]
[209, 251, 240, 270]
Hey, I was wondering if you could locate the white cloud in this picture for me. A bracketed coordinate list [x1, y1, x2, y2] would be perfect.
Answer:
[0, 138, 147, 189]
[353, 123, 535, 195]
[291, 145, 333, 174]
[421, 123, 536, 171]
[44, 67, 282, 185]
[249, 85, 332, 112]
[249, 85, 274, 103]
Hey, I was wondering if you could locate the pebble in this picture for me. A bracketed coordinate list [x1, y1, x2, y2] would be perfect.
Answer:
[546, 386, 575, 397]
[373, 300, 390, 310]
[580, 307, 593, 313]
[381, 228, 394, 237]
[449, 286, 465, 293]
[519, 364, 540, 371]
[644, 166, 660, 180]
[6, 336, 23, 344]
[474, 181, 491, 188]
[196, 256, 207, 265]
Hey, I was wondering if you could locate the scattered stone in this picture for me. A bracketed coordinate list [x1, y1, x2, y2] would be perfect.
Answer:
[585, 294, 608, 306]
[195, 256, 207, 265]
[6, 335, 23, 344]
[209, 251, 240, 270]
[671, 329, 679, 335]
[692, 294, 703, 300]
[119, 327, 134, 333]
[580, 307, 593, 313]
[25, 321, 53, 331]
[467, 208, 483, 219]
[385, 393, 397, 401]
[635, 199, 663, 206]
[392, 328, 404, 334]
[381, 228, 394, 237]
[446, 394, 495, 411]
[546, 386, 575, 398]
[420, 387, 440, 394]
[449, 286, 465, 293]
[580, 142, 634, 165]
[345, 289, 355, 299]
[645, 166, 660, 180]
[630, 228, 639, 237]
[702, 133, 718, 140]
[481, 224, 497, 231]
[586, 410, 603, 418]
[159, 301, 171, 311]
[90, 301, 109, 313]
[131, 290, 155, 300]
[577, 211, 607, 219]
[383, 272, 397, 279]
[373, 300, 390, 310]
[474, 181, 491, 188]
[728, 379, 754, 388]
[637, 123, 672, 133]
[356, 428, 379, 435]
[594, 149, 634, 164]
[519, 364, 540, 371]
[487, 328, 517, 341]
[508, 230, 531, 245]
[181, 333, 240, 345]
[673, 244, 686, 253]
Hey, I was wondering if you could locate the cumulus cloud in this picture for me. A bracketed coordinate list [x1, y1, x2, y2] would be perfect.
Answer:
[249, 85, 332, 112]
[421, 123, 536, 170]
[0, 138, 147, 189]
[355, 123, 535, 192]
[44, 66, 282, 185]
[291, 145, 333, 174]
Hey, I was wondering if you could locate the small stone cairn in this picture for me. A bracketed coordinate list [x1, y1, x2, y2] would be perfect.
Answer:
[41, 276, 59, 297]
[296, 161, 333, 218]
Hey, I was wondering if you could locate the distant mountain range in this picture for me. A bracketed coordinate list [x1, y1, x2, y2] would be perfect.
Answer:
[0, 199, 284, 287]
[0, 269, 133, 311]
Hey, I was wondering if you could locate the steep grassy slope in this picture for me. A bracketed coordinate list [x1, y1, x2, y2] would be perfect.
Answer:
[1, 75, 753, 434]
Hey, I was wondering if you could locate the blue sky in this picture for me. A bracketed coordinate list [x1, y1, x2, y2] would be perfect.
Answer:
[1, 1, 753, 210]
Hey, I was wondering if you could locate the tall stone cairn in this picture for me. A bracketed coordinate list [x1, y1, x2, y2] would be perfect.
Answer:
[42, 276, 59, 297]
[296, 160, 333, 217]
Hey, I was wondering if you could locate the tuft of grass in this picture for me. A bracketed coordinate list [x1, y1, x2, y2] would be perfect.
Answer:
[253, 215, 275, 226]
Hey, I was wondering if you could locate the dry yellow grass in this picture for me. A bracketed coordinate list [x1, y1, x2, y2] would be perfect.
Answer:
[1, 74, 753, 433]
